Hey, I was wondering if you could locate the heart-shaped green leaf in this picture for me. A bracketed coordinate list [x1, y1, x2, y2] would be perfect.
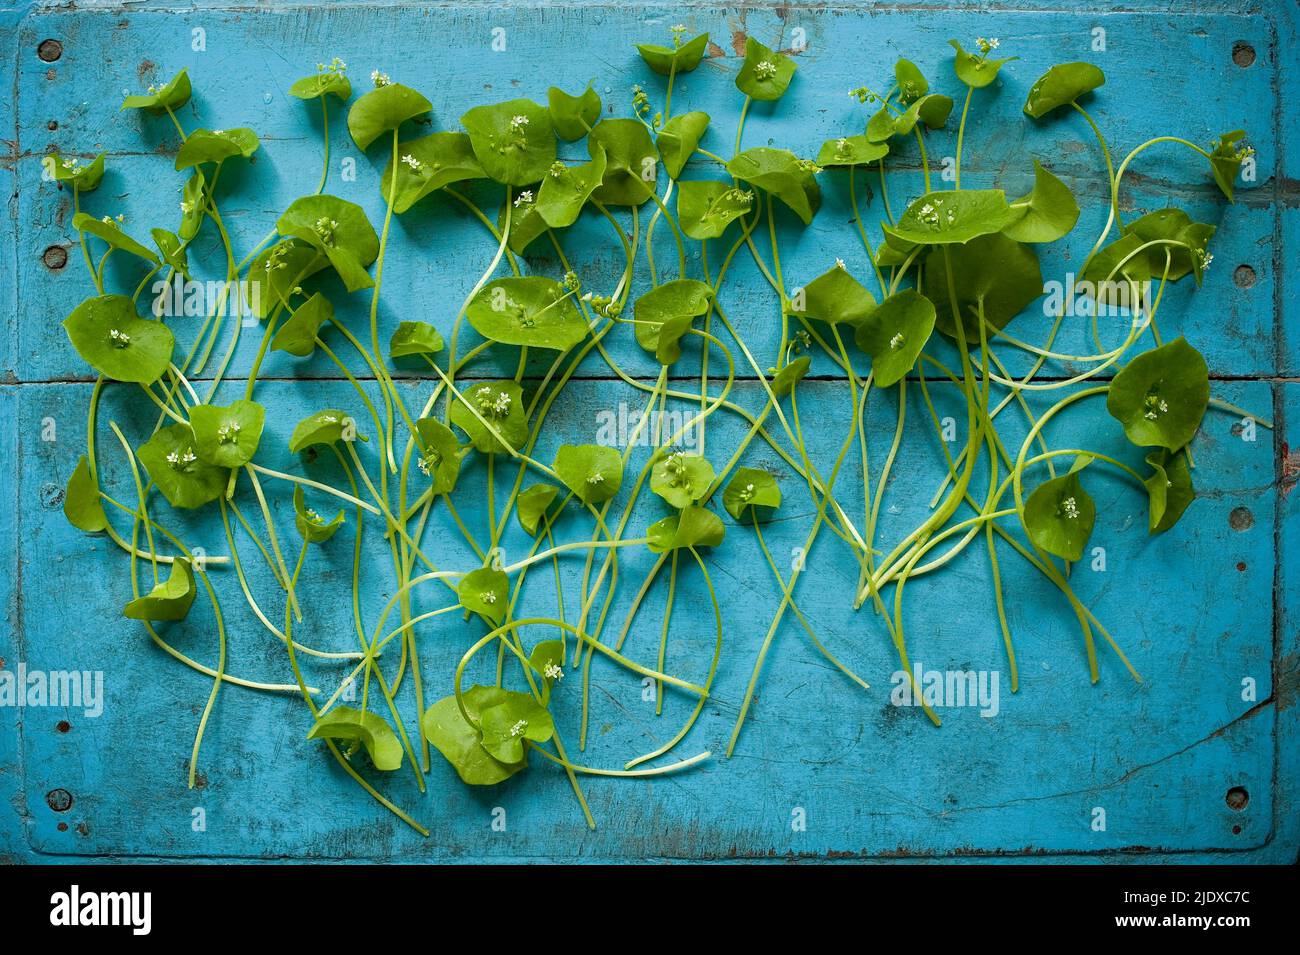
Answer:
[1122, 208, 1215, 284]
[650, 451, 715, 509]
[63, 295, 174, 384]
[414, 417, 465, 496]
[529, 639, 565, 686]
[1022, 471, 1095, 561]
[536, 148, 607, 228]
[451, 380, 529, 454]
[423, 689, 527, 785]
[637, 32, 709, 76]
[1106, 337, 1209, 450]
[589, 118, 659, 206]
[477, 690, 554, 763]
[736, 36, 796, 101]
[72, 213, 159, 264]
[722, 467, 782, 522]
[676, 180, 753, 239]
[121, 69, 191, 112]
[1023, 62, 1105, 119]
[647, 505, 725, 553]
[657, 111, 710, 179]
[276, 195, 379, 293]
[289, 67, 352, 102]
[293, 485, 345, 543]
[138, 424, 228, 509]
[1003, 161, 1079, 243]
[1144, 448, 1194, 534]
[64, 456, 108, 533]
[771, 354, 811, 397]
[307, 706, 403, 771]
[554, 444, 623, 505]
[189, 399, 265, 468]
[151, 228, 189, 276]
[517, 483, 560, 535]
[854, 289, 937, 387]
[272, 292, 333, 357]
[547, 85, 601, 140]
[462, 99, 556, 186]
[348, 82, 432, 151]
[248, 240, 326, 319]
[791, 263, 876, 327]
[123, 557, 197, 621]
[633, 279, 714, 363]
[458, 567, 509, 625]
[48, 152, 106, 191]
[379, 133, 487, 214]
[726, 147, 821, 225]
[895, 58, 929, 101]
[175, 127, 260, 171]
[389, 320, 445, 359]
[467, 277, 586, 351]
[922, 233, 1042, 343]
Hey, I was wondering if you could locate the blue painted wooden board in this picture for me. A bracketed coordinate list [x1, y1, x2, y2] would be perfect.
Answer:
[2, 0, 1298, 862]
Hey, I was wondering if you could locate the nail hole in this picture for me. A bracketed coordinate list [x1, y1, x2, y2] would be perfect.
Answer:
[56, 720, 71, 733]
[45, 788, 73, 812]
[1232, 824, 1242, 834]
[42, 245, 68, 270]
[45, 68, 57, 81]
[1232, 41, 1256, 68]
[1233, 264, 1257, 288]
[57, 822, 69, 832]
[1228, 506, 1254, 531]
[1236, 561, 1247, 572]
[37, 39, 63, 63]
[47, 120, 58, 131]
[1226, 786, 1249, 810]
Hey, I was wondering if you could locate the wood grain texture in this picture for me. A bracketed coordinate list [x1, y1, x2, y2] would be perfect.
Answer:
[0, 0, 1296, 863]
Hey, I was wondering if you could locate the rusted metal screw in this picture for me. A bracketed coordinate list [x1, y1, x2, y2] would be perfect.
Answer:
[37, 39, 62, 62]
[42, 245, 68, 270]
[46, 788, 73, 812]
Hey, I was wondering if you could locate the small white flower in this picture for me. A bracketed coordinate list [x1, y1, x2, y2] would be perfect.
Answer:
[544, 663, 563, 680]
[212, 129, 224, 136]
[509, 114, 530, 130]
[755, 60, 778, 80]
[480, 591, 497, 605]
[492, 391, 512, 415]
[1061, 496, 1079, 519]
[417, 457, 431, 476]
[509, 719, 528, 737]
[180, 200, 194, 214]
[370, 70, 391, 87]
[586, 471, 605, 485]
[513, 190, 534, 207]
[108, 328, 130, 345]
[835, 258, 847, 270]
[166, 450, 180, 465]
[889, 332, 905, 350]
[401, 153, 421, 171]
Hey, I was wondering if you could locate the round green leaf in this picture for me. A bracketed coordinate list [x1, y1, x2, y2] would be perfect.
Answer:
[650, 451, 715, 509]
[248, 240, 326, 319]
[1106, 337, 1209, 450]
[554, 444, 623, 505]
[1024, 62, 1105, 118]
[536, 148, 608, 228]
[922, 233, 1042, 343]
[175, 128, 260, 171]
[647, 505, 725, 553]
[450, 381, 528, 454]
[190, 399, 265, 468]
[389, 320, 445, 359]
[676, 180, 754, 240]
[62, 295, 174, 384]
[1003, 160, 1079, 243]
[772, 354, 811, 397]
[477, 690, 555, 763]
[726, 148, 821, 225]
[633, 279, 714, 363]
[1122, 208, 1215, 284]
[517, 483, 560, 535]
[137, 424, 228, 509]
[817, 135, 889, 168]
[722, 467, 782, 522]
[64, 455, 108, 533]
[293, 484, 345, 543]
[123, 557, 197, 622]
[289, 409, 362, 454]
[307, 706, 402, 771]
[414, 417, 465, 496]
[121, 69, 191, 112]
[467, 277, 586, 351]
[272, 292, 333, 357]
[461, 98, 556, 186]
[380, 132, 487, 214]
[1144, 448, 1194, 534]
[458, 567, 509, 625]
[423, 690, 526, 785]
[791, 263, 876, 327]
[276, 195, 379, 294]
[589, 118, 659, 206]
[886, 189, 1016, 246]
[895, 58, 930, 101]
[548, 85, 601, 140]
[347, 82, 432, 151]
[736, 36, 796, 101]
[1022, 471, 1095, 561]
[854, 289, 937, 388]
[658, 111, 710, 180]
[289, 68, 352, 102]
[637, 32, 709, 76]
[48, 152, 105, 192]
[949, 40, 1017, 88]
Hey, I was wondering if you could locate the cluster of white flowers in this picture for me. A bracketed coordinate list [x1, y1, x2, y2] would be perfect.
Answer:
[165, 448, 198, 468]
[313, 216, 339, 243]
[755, 59, 779, 80]
[544, 663, 563, 680]
[401, 154, 422, 171]
[108, 328, 131, 346]
[976, 37, 1000, 54]
[480, 591, 497, 605]
[217, 421, 242, 443]
[835, 258, 847, 270]
[889, 332, 905, 350]
[586, 471, 606, 485]
[509, 719, 528, 737]
[1061, 496, 1079, 519]
[370, 69, 391, 87]
[513, 190, 534, 207]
